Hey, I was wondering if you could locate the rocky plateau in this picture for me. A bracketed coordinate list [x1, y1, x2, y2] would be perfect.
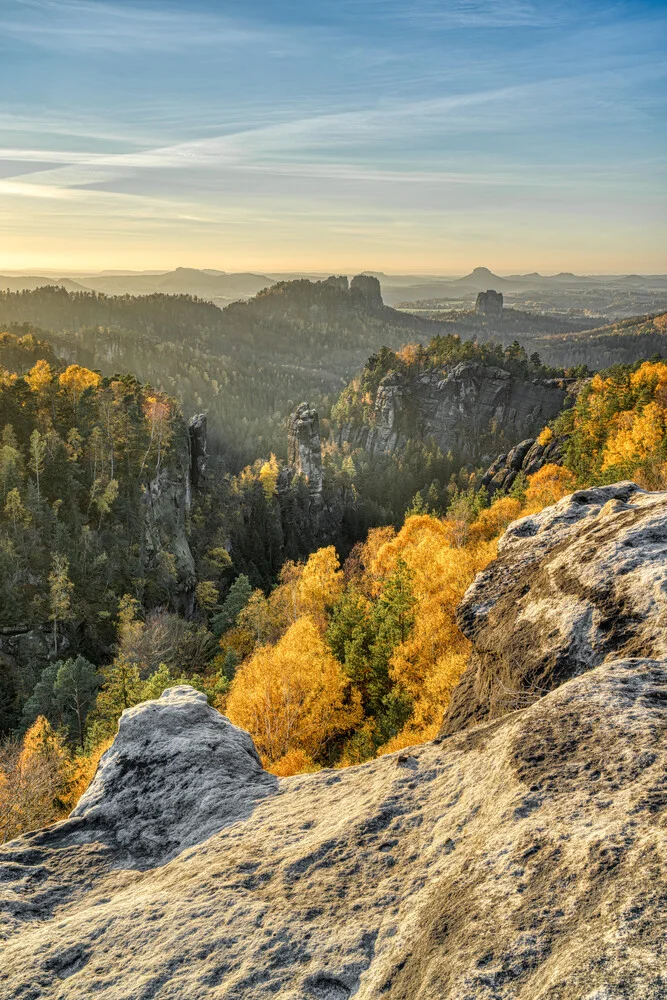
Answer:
[1, 483, 665, 999]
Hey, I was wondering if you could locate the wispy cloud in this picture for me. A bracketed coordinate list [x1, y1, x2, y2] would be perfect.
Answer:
[0, 0, 290, 53]
[340, 0, 567, 29]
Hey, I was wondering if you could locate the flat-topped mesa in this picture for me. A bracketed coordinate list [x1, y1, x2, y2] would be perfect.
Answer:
[350, 273, 383, 309]
[287, 402, 323, 493]
[475, 288, 503, 318]
[441, 481, 667, 736]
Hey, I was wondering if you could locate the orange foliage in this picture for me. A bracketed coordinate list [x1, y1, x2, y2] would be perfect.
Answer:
[524, 463, 577, 511]
[371, 515, 496, 748]
[225, 617, 362, 764]
[470, 496, 522, 542]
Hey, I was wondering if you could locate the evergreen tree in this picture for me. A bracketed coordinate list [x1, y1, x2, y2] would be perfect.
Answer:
[211, 574, 253, 637]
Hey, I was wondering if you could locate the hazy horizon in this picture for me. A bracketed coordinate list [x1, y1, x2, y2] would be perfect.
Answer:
[1, 0, 666, 273]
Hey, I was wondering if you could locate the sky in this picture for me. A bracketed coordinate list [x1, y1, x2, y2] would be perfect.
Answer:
[0, 0, 665, 274]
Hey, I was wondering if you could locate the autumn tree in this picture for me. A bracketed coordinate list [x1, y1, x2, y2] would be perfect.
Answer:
[58, 364, 101, 420]
[225, 616, 362, 771]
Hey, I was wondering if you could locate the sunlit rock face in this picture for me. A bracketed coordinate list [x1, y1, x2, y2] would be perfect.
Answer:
[442, 482, 667, 735]
[288, 402, 323, 494]
[480, 432, 566, 496]
[338, 363, 567, 463]
[1, 487, 665, 1000]
[70, 686, 276, 868]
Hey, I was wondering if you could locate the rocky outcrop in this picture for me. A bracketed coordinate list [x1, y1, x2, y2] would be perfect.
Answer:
[481, 433, 565, 496]
[188, 413, 207, 490]
[287, 402, 323, 494]
[350, 274, 383, 309]
[70, 686, 276, 868]
[144, 462, 196, 602]
[475, 288, 503, 318]
[441, 482, 667, 736]
[338, 364, 568, 463]
[2, 660, 665, 997]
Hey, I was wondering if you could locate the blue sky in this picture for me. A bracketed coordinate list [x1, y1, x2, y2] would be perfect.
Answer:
[0, 0, 665, 272]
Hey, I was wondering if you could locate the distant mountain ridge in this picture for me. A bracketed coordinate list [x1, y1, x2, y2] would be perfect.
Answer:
[3, 266, 666, 310]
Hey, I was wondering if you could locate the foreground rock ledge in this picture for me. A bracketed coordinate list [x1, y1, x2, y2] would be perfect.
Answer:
[442, 482, 667, 737]
[1, 663, 665, 1000]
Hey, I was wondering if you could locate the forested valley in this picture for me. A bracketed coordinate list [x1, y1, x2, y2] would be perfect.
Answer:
[2, 278, 667, 844]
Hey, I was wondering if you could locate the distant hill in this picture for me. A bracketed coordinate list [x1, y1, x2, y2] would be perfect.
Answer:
[0, 276, 441, 468]
[0, 269, 275, 307]
[530, 312, 667, 369]
[0, 275, 89, 294]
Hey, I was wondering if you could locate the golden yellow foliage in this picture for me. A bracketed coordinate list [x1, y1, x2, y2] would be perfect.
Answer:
[396, 343, 421, 365]
[259, 453, 279, 498]
[296, 545, 344, 627]
[602, 400, 666, 470]
[470, 496, 522, 542]
[370, 515, 496, 748]
[267, 748, 320, 777]
[58, 365, 102, 413]
[0, 717, 71, 842]
[64, 737, 114, 811]
[537, 425, 553, 446]
[226, 616, 362, 763]
[524, 463, 577, 511]
[24, 359, 53, 394]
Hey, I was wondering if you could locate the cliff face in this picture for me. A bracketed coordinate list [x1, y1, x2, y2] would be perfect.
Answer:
[1, 483, 665, 999]
[143, 418, 196, 607]
[338, 363, 568, 463]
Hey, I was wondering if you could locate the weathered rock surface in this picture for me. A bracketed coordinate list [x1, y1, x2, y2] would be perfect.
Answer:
[1, 662, 665, 998]
[481, 433, 566, 496]
[337, 363, 568, 462]
[442, 482, 667, 735]
[287, 402, 323, 493]
[350, 274, 383, 309]
[475, 288, 503, 318]
[70, 686, 276, 868]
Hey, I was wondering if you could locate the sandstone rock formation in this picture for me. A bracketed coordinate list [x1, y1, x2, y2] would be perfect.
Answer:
[475, 288, 503, 318]
[481, 432, 565, 496]
[442, 482, 667, 735]
[2, 485, 665, 999]
[70, 686, 276, 868]
[188, 412, 208, 490]
[2, 661, 665, 998]
[338, 364, 567, 463]
[287, 402, 323, 494]
[350, 274, 383, 309]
